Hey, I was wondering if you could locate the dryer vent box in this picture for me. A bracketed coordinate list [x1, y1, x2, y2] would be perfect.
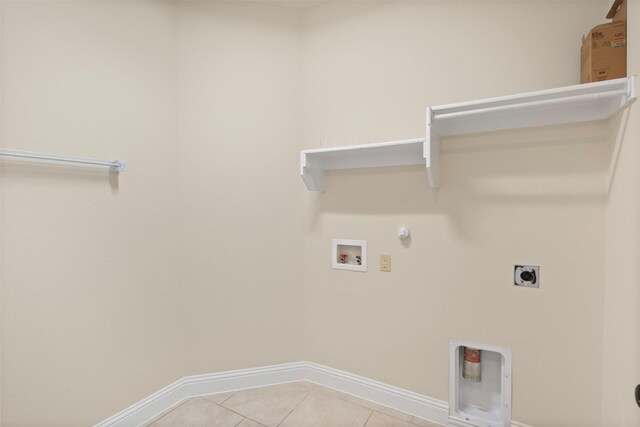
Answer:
[449, 340, 512, 427]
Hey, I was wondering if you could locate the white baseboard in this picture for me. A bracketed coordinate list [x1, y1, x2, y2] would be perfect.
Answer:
[94, 362, 309, 427]
[94, 361, 533, 427]
[303, 362, 449, 425]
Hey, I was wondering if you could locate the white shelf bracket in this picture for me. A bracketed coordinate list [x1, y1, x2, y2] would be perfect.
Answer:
[626, 75, 636, 104]
[425, 107, 440, 188]
[300, 151, 325, 192]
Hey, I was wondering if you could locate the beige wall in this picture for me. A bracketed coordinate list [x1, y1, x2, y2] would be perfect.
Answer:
[0, 1, 186, 425]
[0, 0, 3, 422]
[0, 1, 304, 425]
[175, 2, 305, 376]
[1, 1, 636, 426]
[301, 2, 609, 426]
[602, 1, 640, 426]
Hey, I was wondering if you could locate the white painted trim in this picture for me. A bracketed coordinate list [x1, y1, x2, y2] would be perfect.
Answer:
[94, 362, 308, 427]
[94, 362, 535, 427]
[303, 362, 448, 425]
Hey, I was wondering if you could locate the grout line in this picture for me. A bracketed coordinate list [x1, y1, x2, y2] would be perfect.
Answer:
[214, 402, 264, 426]
[233, 415, 267, 427]
[142, 397, 191, 426]
[362, 410, 374, 427]
[201, 391, 237, 406]
[219, 391, 237, 405]
[240, 415, 268, 427]
[275, 388, 313, 427]
[217, 384, 310, 427]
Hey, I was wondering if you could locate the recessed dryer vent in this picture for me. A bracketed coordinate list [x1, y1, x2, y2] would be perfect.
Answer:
[449, 340, 512, 427]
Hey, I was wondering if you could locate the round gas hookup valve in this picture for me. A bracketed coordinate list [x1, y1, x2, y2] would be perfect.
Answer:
[397, 226, 410, 240]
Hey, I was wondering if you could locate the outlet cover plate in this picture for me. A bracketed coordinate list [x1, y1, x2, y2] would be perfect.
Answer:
[380, 254, 391, 272]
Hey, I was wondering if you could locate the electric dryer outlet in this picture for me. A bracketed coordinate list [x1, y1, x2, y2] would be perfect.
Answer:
[514, 265, 539, 287]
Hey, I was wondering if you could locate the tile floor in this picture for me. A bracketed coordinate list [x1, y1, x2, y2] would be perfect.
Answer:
[144, 381, 442, 427]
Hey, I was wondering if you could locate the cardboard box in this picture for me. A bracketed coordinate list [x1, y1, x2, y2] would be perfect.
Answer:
[607, 0, 626, 22]
[580, 0, 627, 83]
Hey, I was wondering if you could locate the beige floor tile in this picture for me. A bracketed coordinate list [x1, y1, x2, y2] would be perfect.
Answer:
[220, 382, 311, 427]
[302, 381, 348, 399]
[201, 391, 236, 405]
[365, 412, 416, 427]
[345, 395, 413, 422]
[236, 418, 266, 427]
[411, 416, 443, 427]
[279, 391, 372, 427]
[150, 397, 243, 427]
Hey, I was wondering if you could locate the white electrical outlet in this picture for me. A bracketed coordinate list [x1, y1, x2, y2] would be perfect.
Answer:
[380, 254, 391, 272]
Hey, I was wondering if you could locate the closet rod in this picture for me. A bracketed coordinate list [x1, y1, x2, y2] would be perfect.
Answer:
[0, 148, 125, 172]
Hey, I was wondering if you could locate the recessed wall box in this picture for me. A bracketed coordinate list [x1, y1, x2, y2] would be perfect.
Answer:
[449, 340, 512, 427]
[331, 239, 367, 272]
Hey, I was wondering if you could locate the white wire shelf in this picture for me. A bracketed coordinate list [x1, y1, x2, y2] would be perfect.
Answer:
[301, 76, 636, 191]
[0, 148, 125, 173]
